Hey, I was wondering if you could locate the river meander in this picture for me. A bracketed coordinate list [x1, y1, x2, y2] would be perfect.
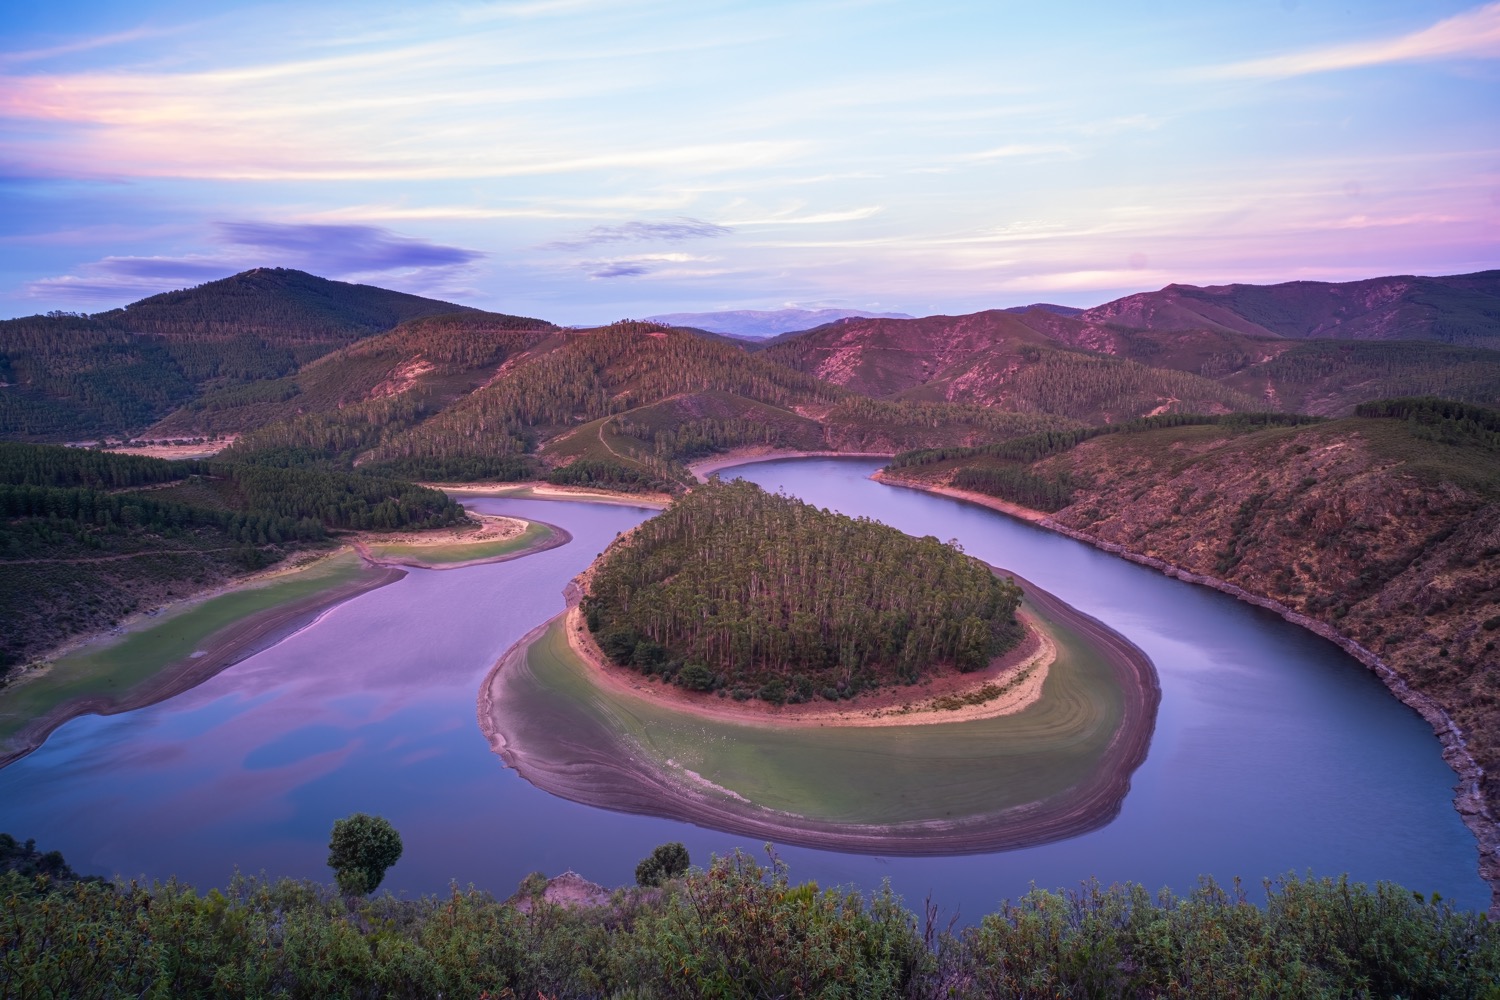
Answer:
[0, 458, 1486, 915]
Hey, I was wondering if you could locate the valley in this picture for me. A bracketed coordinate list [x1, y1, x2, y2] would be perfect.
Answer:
[1, 267, 1498, 917]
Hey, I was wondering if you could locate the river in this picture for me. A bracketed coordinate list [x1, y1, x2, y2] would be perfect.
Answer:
[0, 457, 1485, 917]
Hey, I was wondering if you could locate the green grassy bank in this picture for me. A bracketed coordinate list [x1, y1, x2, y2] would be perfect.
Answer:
[364, 519, 555, 566]
[0, 551, 388, 750]
[501, 591, 1125, 828]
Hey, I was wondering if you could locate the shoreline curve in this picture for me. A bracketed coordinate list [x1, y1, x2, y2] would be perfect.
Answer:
[356, 518, 572, 571]
[478, 571, 1159, 855]
[875, 467, 1500, 915]
[0, 558, 405, 770]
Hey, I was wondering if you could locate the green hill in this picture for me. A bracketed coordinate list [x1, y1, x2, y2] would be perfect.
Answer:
[0, 270, 493, 441]
[583, 479, 1022, 701]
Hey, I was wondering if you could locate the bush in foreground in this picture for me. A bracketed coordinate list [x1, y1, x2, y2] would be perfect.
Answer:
[1, 849, 1496, 998]
[635, 841, 691, 887]
[327, 813, 403, 898]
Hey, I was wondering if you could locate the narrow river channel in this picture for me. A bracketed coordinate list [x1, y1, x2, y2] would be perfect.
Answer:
[0, 458, 1485, 917]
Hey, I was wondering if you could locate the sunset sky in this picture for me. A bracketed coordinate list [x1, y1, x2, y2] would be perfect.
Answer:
[1, 0, 1496, 323]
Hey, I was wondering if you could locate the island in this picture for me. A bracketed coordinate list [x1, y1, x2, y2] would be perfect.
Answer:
[481, 479, 1160, 853]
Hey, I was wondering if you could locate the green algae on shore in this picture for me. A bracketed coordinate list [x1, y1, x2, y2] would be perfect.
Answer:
[481, 580, 1157, 852]
[0, 551, 400, 759]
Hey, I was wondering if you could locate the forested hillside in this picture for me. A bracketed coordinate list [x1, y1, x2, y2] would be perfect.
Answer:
[150, 312, 556, 437]
[352, 322, 842, 482]
[583, 479, 1022, 702]
[0, 270, 494, 441]
[95, 268, 477, 346]
[883, 398, 1500, 892]
[0, 443, 464, 674]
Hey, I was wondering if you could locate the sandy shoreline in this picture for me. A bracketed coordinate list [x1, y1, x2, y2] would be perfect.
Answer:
[870, 471, 1049, 523]
[431, 481, 671, 508]
[687, 448, 895, 482]
[480, 568, 1160, 855]
[354, 514, 572, 571]
[877, 468, 1500, 914]
[0, 558, 404, 769]
[560, 596, 1054, 729]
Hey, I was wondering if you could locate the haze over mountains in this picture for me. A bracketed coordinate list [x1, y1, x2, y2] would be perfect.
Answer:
[643, 307, 914, 338]
[3, 267, 1497, 451]
[3, 264, 1499, 903]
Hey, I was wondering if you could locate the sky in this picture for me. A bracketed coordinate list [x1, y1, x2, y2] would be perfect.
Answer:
[0, 0, 1496, 324]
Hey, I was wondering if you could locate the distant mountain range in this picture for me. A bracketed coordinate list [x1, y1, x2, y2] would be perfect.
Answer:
[1081, 271, 1500, 348]
[758, 271, 1500, 418]
[645, 308, 914, 338]
[3, 265, 1496, 902]
[2, 266, 1496, 446]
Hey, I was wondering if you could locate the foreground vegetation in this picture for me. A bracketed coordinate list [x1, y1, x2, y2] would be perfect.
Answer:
[584, 480, 1022, 701]
[3, 847, 1496, 999]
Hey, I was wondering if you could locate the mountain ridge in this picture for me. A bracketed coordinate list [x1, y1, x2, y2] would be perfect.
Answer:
[644, 307, 914, 338]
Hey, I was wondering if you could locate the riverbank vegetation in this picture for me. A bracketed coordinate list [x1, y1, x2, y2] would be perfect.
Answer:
[2, 845, 1496, 998]
[0, 442, 464, 677]
[882, 397, 1500, 895]
[583, 480, 1022, 701]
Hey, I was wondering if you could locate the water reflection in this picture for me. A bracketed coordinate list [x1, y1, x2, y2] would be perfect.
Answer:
[0, 466, 1485, 918]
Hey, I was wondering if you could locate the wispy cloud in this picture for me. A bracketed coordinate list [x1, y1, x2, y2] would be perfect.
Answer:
[579, 252, 716, 279]
[27, 223, 485, 304]
[718, 206, 883, 226]
[216, 222, 484, 272]
[956, 144, 1074, 162]
[0, 25, 184, 66]
[1205, 2, 1500, 79]
[543, 217, 732, 250]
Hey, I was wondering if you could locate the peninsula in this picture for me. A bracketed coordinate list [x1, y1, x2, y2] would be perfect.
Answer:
[481, 479, 1160, 852]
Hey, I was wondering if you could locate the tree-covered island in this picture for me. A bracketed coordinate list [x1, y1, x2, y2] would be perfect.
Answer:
[582, 479, 1023, 703]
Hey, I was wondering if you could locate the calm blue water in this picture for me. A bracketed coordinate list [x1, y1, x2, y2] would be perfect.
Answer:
[0, 458, 1486, 918]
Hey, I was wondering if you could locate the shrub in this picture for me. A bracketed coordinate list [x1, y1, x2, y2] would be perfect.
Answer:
[635, 842, 691, 887]
[327, 813, 403, 897]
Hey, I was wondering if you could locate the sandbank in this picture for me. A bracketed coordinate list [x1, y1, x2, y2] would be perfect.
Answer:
[559, 599, 1054, 729]
[688, 448, 895, 483]
[98, 437, 236, 460]
[480, 569, 1159, 854]
[870, 471, 1049, 524]
[0, 551, 402, 768]
[431, 481, 670, 508]
[355, 514, 571, 570]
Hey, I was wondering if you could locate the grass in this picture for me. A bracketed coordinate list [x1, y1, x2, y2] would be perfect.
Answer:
[505, 593, 1125, 826]
[0, 551, 372, 744]
[365, 521, 552, 565]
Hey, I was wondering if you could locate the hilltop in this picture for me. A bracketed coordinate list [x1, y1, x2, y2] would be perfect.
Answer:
[0, 269, 505, 440]
[761, 310, 1268, 421]
[581, 479, 1023, 702]
[644, 307, 913, 338]
[761, 275, 1500, 418]
[1082, 270, 1500, 348]
[7, 267, 1495, 472]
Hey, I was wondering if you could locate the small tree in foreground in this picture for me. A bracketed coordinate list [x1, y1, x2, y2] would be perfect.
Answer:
[635, 842, 691, 887]
[327, 813, 403, 897]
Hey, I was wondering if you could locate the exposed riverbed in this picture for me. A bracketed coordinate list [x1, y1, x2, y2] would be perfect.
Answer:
[0, 458, 1487, 917]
